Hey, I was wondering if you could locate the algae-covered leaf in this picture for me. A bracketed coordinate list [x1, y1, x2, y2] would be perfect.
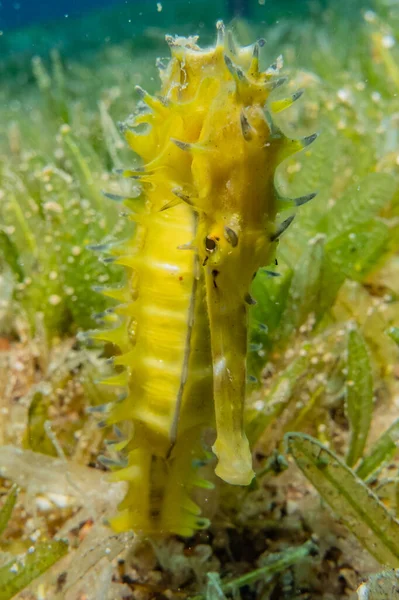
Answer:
[197, 541, 317, 600]
[375, 480, 399, 516]
[325, 219, 390, 282]
[388, 327, 399, 346]
[357, 418, 399, 481]
[286, 433, 399, 567]
[26, 392, 57, 456]
[280, 235, 324, 339]
[249, 265, 293, 363]
[0, 539, 68, 600]
[314, 251, 346, 323]
[221, 541, 316, 595]
[0, 485, 18, 538]
[345, 328, 373, 468]
[357, 569, 399, 599]
[0, 231, 24, 282]
[205, 572, 227, 600]
[322, 173, 396, 237]
[246, 352, 311, 445]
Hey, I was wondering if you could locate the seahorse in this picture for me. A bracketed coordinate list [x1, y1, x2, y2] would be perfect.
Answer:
[89, 22, 316, 536]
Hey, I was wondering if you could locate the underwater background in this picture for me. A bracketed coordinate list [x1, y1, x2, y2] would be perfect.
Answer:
[1, 0, 399, 599]
[0, 0, 355, 61]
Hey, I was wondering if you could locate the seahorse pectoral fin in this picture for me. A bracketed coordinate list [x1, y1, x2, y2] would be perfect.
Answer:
[206, 288, 255, 486]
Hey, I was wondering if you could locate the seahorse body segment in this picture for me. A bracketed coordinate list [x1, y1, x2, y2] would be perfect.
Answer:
[93, 22, 315, 536]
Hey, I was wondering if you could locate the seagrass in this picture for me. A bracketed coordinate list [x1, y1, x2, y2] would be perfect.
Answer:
[90, 22, 316, 536]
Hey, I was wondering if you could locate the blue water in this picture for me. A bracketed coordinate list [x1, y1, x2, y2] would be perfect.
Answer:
[0, 0, 309, 32]
[0, 0, 126, 30]
[0, 0, 273, 64]
[0, 0, 355, 68]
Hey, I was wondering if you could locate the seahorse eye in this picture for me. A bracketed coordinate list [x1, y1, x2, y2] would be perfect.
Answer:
[205, 236, 217, 252]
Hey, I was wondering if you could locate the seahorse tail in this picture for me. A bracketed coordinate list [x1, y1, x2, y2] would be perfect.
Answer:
[108, 431, 213, 536]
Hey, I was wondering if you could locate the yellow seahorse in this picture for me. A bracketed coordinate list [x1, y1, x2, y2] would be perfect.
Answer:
[90, 22, 316, 536]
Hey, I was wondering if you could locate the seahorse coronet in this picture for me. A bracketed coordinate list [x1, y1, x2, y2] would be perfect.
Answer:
[91, 21, 316, 536]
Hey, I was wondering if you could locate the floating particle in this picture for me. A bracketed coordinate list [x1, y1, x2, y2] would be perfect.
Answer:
[49, 295, 62, 306]
[371, 91, 381, 103]
[60, 124, 71, 135]
[44, 201, 63, 214]
[157, 2, 162, 11]
[364, 10, 376, 23]
[337, 88, 351, 103]
[382, 34, 395, 49]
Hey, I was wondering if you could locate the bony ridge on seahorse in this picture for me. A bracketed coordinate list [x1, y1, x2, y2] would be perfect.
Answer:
[87, 21, 317, 536]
